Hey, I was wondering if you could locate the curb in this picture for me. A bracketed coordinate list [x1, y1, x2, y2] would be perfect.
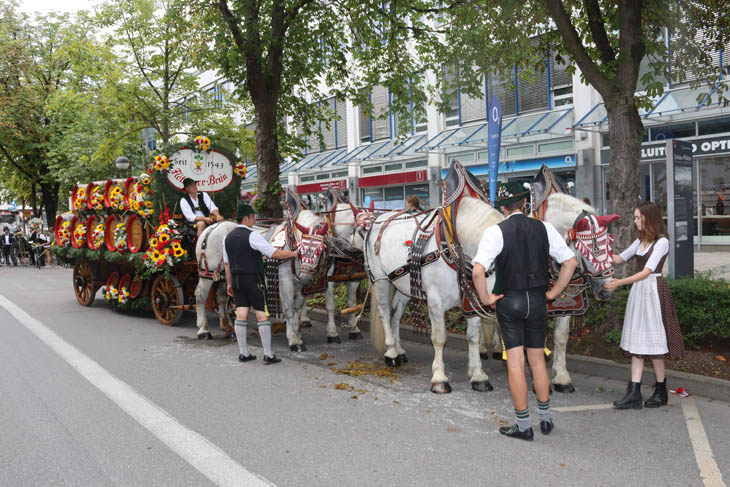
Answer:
[308, 308, 730, 402]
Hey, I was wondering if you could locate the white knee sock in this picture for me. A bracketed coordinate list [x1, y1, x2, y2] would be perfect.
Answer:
[234, 320, 249, 356]
[258, 321, 273, 357]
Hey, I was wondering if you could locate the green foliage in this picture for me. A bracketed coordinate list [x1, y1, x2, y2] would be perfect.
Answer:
[604, 329, 622, 346]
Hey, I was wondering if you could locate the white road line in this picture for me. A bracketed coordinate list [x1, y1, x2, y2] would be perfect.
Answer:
[682, 397, 726, 487]
[552, 403, 614, 412]
[0, 294, 274, 487]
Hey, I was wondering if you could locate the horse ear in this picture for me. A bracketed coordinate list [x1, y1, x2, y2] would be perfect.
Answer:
[368, 200, 374, 211]
[348, 200, 361, 216]
[575, 218, 591, 232]
[294, 221, 310, 235]
[596, 214, 620, 227]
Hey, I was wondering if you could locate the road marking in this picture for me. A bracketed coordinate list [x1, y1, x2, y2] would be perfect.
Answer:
[553, 403, 614, 412]
[682, 397, 726, 487]
[0, 294, 274, 487]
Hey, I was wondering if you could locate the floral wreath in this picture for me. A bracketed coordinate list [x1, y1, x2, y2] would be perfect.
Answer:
[129, 173, 154, 218]
[91, 223, 105, 249]
[194, 135, 211, 152]
[74, 186, 87, 211]
[109, 184, 128, 211]
[73, 223, 87, 247]
[114, 221, 128, 252]
[89, 185, 104, 211]
[57, 221, 72, 247]
[233, 161, 247, 177]
[153, 155, 170, 172]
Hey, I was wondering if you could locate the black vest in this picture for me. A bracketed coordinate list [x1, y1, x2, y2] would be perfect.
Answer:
[184, 193, 210, 219]
[225, 227, 263, 275]
[495, 213, 550, 292]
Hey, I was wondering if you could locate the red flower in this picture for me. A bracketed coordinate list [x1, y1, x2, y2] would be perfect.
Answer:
[405, 240, 413, 246]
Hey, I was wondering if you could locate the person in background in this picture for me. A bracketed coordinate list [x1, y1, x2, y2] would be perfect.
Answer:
[582, 197, 591, 206]
[406, 195, 422, 213]
[606, 201, 684, 410]
[2, 227, 13, 266]
[180, 178, 224, 237]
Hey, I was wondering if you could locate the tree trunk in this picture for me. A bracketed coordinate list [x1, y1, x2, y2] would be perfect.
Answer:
[254, 99, 283, 219]
[30, 182, 38, 217]
[40, 181, 59, 230]
[606, 95, 643, 276]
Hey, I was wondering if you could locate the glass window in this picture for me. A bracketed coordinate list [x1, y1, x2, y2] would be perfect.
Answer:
[384, 186, 405, 210]
[650, 122, 696, 141]
[698, 117, 730, 136]
[651, 162, 668, 214]
[362, 165, 383, 175]
[405, 184, 430, 208]
[448, 153, 475, 163]
[316, 173, 330, 180]
[538, 140, 573, 153]
[506, 145, 535, 157]
[405, 160, 427, 169]
[300, 175, 315, 182]
[699, 157, 730, 240]
[384, 162, 402, 172]
[330, 170, 348, 178]
[362, 188, 383, 207]
[477, 151, 489, 161]
[640, 163, 651, 202]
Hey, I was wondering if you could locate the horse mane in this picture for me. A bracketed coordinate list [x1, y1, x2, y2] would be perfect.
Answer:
[544, 193, 595, 236]
[454, 197, 505, 256]
[297, 209, 323, 229]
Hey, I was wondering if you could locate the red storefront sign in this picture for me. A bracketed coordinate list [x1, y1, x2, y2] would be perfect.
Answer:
[296, 179, 348, 194]
[358, 170, 427, 188]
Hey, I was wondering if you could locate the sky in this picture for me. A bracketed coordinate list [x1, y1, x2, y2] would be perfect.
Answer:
[19, 0, 100, 14]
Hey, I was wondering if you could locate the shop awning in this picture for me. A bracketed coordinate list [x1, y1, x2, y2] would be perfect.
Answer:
[354, 134, 428, 161]
[335, 140, 391, 165]
[417, 108, 573, 152]
[572, 86, 723, 130]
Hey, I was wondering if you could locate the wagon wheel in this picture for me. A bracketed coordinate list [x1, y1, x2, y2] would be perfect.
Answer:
[151, 274, 184, 326]
[73, 258, 96, 306]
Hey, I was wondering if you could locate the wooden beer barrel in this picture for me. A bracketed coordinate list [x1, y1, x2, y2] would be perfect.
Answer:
[105, 272, 119, 291]
[123, 177, 136, 207]
[104, 215, 120, 251]
[126, 214, 146, 253]
[54, 214, 72, 243]
[71, 184, 81, 212]
[69, 215, 86, 249]
[118, 273, 131, 291]
[86, 214, 101, 250]
[129, 275, 147, 299]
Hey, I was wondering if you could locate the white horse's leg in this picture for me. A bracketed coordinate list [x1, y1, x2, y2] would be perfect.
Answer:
[390, 290, 409, 361]
[216, 281, 234, 337]
[194, 278, 213, 337]
[426, 298, 450, 394]
[552, 316, 575, 392]
[345, 280, 363, 339]
[299, 305, 312, 328]
[466, 316, 493, 392]
[480, 314, 501, 359]
[279, 266, 305, 352]
[374, 280, 400, 366]
[324, 281, 341, 343]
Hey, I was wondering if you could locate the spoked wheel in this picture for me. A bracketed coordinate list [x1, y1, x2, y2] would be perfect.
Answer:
[151, 274, 184, 326]
[73, 258, 96, 306]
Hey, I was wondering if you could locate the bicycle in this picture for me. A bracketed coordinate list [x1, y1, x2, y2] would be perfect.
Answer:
[32, 243, 52, 269]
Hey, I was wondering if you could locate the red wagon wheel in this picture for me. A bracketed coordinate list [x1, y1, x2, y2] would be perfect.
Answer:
[73, 258, 96, 306]
[151, 273, 183, 325]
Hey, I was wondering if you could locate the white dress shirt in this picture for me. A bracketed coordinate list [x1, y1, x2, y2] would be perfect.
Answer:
[223, 224, 277, 262]
[619, 237, 669, 272]
[180, 192, 218, 223]
[473, 212, 575, 270]
[3, 234, 11, 245]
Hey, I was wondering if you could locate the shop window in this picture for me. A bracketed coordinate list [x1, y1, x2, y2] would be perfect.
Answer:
[448, 153, 475, 163]
[640, 164, 651, 202]
[362, 188, 383, 207]
[699, 158, 730, 239]
[651, 162, 668, 213]
[650, 122, 696, 141]
[331, 170, 348, 178]
[362, 165, 383, 175]
[405, 184, 430, 208]
[300, 175, 316, 182]
[384, 162, 402, 172]
[316, 173, 330, 180]
[538, 140, 573, 154]
[698, 117, 730, 136]
[477, 151, 489, 161]
[384, 186, 405, 210]
[506, 145, 535, 157]
[405, 160, 427, 169]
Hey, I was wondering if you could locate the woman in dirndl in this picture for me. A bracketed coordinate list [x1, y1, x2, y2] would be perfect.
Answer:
[605, 201, 684, 410]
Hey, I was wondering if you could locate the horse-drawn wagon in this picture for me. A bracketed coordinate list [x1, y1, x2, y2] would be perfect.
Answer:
[53, 138, 246, 326]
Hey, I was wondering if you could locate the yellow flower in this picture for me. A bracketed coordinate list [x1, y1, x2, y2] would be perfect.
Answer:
[173, 248, 184, 258]
[159, 233, 170, 244]
[149, 237, 158, 247]
[150, 250, 161, 261]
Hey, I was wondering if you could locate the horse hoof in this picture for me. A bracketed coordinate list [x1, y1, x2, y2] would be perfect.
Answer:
[492, 352, 503, 360]
[471, 380, 493, 392]
[553, 383, 575, 393]
[384, 355, 401, 367]
[398, 354, 408, 363]
[301, 321, 312, 328]
[431, 382, 452, 394]
[348, 332, 363, 340]
[290, 344, 307, 352]
[327, 336, 341, 344]
[480, 352, 489, 360]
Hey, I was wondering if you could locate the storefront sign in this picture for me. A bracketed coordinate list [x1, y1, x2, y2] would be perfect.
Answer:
[601, 135, 730, 163]
[296, 179, 347, 194]
[358, 170, 427, 188]
[441, 155, 575, 178]
[167, 148, 234, 192]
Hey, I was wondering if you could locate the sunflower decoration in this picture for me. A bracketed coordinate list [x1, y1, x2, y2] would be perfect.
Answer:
[57, 221, 72, 247]
[194, 135, 211, 152]
[91, 223, 105, 249]
[73, 223, 87, 247]
[153, 155, 170, 172]
[74, 186, 87, 211]
[118, 287, 130, 305]
[233, 161, 247, 178]
[141, 219, 187, 271]
[109, 185, 128, 211]
[114, 221, 127, 251]
[132, 173, 154, 218]
[89, 185, 104, 211]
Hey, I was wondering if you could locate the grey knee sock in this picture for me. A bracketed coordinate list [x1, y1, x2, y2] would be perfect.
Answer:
[234, 320, 249, 356]
[258, 320, 273, 357]
[515, 408, 531, 432]
[537, 399, 551, 422]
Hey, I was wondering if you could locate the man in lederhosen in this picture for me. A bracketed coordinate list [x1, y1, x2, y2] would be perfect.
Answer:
[223, 204, 299, 364]
[472, 181, 577, 441]
[180, 178, 223, 238]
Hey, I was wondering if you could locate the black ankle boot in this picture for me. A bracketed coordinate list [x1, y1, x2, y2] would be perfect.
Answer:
[644, 380, 668, 408]
[613, 381, 642, 409]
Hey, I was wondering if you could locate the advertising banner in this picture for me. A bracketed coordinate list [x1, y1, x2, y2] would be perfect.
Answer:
[488, 96, 503, 202]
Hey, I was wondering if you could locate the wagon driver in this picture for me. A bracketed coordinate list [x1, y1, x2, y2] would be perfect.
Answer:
[224, 203, 299, 364]
[471, 181, 577, 441]
[180, 177, 224, 237]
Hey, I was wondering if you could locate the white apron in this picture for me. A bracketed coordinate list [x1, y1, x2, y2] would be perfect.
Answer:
[620, 273, 668, 355]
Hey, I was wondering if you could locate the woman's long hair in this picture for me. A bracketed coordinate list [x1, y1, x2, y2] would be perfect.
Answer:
[637, 201, 666, 243]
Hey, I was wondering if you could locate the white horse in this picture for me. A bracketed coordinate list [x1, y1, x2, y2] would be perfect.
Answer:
[365, 197, 503, 393]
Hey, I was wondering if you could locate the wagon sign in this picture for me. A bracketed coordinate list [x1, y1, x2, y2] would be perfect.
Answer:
[167, 148, 234, 192]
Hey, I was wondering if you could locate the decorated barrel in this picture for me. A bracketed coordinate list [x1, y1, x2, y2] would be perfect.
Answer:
[126, 214, 146, 253]
[105, 271, 120, 291]
[86, 182, 105, 211]
[86, 214, 104, 250]
[123, 177, 136, 207]
[54, 214, 73, 247]
[118, 273, 131, 291]
[70, 215, 87, 249]
[71, 184, 87, 213]
[104, 215, 121, 251]
[129, 275, 147, 299]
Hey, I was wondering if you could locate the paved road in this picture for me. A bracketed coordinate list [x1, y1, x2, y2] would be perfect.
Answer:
[1, 265, 728, 487]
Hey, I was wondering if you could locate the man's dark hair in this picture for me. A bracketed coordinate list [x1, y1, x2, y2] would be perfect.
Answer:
[500, 197, 525, 212]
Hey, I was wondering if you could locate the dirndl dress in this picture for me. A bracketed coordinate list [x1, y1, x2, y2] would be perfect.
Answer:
[619, 238, 684, 360]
